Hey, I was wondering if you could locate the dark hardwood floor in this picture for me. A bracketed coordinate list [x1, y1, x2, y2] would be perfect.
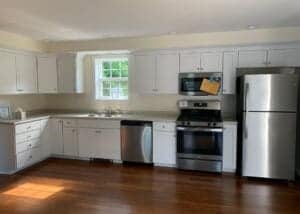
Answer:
[0, 158, 300, 214]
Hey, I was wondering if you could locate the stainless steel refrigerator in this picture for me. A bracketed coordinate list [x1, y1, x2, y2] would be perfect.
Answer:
[237, 67, 299, 180]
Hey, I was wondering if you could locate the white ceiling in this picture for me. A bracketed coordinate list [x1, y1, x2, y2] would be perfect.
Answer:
[0, 0, 300, 41]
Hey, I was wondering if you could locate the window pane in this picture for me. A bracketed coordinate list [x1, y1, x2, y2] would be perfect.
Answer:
[120, 81, 128, 89]
[112, 69, 121, 77]
[121, 69, 128, 77]
[102, 69, 111, 78]
[120, 88, 128, 97]
[102, 89, 110, 97]
[111, 81, 119, 89]
[111, 88, 119, 99]
[103, 62, 111, 69]
[102, 81, 110, 88]
[121, 61, 128, 70]
[112, 61, 120, 70]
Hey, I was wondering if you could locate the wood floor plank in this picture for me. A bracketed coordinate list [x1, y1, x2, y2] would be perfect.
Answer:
[0, 158, 300, 214]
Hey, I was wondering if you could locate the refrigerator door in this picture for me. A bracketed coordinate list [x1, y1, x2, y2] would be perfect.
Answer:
[243, 74, 298, 112]
[242, 112, 296, 180]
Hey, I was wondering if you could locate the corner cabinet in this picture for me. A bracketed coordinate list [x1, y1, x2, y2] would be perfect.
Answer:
[37, 55, 58, 93]
[57, 53, 84, 93]
[134, 53, 179, 94]
[0, 51, 17, 94]
[222, 122, 237, 173]
[16, 53, 38, 94]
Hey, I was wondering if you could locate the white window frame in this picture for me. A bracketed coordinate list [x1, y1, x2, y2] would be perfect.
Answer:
[94, 56, 129, 100]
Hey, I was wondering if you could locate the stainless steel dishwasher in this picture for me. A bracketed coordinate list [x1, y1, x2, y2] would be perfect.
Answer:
[121, 120, 153, 163]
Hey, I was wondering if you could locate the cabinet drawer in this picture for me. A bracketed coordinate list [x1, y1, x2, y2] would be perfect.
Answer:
[16, 138, 41, 154]
[63, 119, 77, 127]
[16, 130, 41, 144]
[16, 147, 41, 169]
[154, 122, 176, 132]
[77, 119, 120, 129]
[15, 120, 41, 134]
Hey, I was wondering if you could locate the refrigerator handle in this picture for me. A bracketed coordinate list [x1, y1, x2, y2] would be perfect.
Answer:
[244, 83, 249, 139]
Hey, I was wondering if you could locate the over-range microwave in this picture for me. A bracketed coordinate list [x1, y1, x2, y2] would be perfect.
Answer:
[178, 72, 222, 96]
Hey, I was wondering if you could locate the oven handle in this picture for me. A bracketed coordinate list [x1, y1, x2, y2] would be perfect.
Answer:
[176, 126, 223, 132]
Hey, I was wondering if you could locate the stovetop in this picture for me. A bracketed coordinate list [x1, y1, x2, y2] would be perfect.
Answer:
[176, 109, 223, 127]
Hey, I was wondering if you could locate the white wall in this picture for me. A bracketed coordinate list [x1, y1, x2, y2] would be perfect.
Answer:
[48, 27, 300, 52]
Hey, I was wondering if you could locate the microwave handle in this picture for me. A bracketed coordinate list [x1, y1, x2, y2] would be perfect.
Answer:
[176, 126, 223, 133]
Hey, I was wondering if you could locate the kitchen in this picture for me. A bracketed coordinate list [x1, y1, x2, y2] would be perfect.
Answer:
[1, 1, 300, 213]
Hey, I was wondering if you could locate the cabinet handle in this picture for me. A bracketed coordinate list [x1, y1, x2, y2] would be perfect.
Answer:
[29, 144, 32, 147]
[72, 129, 76, 133]
[27, 135, 31, 139]
[17, 89, 24, 92]
[95, 130, 101, 134]
[27, 126, 31, 129]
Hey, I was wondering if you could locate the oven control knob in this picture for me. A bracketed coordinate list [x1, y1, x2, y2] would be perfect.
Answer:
[186, 122, 190, 126]
[208, 122, 211, 126]
[213, 123, 216, 126]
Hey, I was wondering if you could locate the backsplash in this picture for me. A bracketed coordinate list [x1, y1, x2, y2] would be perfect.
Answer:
[0, 95, 48, 112]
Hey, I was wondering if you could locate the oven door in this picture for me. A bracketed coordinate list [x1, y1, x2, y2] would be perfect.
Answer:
[176, 126, 223, 160]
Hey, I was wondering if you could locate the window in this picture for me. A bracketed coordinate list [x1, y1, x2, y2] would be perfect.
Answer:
[95, 57, 129, 100]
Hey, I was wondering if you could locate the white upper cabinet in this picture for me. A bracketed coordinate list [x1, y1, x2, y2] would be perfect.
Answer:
[223, 52, 238, 94]
[0, 51, 17, 94]
[200, 52, 222, 72]
[180, 52, 200, 73]
[37, 55, 58, 93]
[156, 53, 179, 94]
[238, 50, 268, 67]
[16, 54, 37, 94]
[135, 53, 179, 94]
[268, 48, 300, 66]
[57, 53, 83, 93]
[135, 54, 156, 94]
[180, 51, 222, 73]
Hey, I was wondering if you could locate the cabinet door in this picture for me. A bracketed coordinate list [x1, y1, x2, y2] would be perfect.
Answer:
[153, 131, 176, 165]
[97, 129, 121, 160]
[16, 54, 38, 93]
[238, 50, 268, 67]
[40, 119, 51, 159]
[78, 128, 98, 158]
[223, 52, 238, 94]
[222, 123, 237, 172]
[135, 55, 156, 94]
[0, 51, 16, 94]
[63, 127, 78, 156]
[50, 119, 64, 155]
[268, 48, 300, 66]
[156, 53, 179, 94]
[37, 56, 58, 93]
[57, 54, 76, 93]
[200, 52, 222, 72]
[180, 52, 200, 73]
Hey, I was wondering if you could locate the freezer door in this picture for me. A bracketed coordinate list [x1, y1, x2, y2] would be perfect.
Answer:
[242, 112, 296, 180]
[243, 74, 298, 112]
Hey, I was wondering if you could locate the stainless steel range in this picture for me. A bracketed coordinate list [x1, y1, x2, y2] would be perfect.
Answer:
[176, 100, 223, 172]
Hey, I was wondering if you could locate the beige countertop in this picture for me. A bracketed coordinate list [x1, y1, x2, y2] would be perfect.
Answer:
[0, 111, 237, 125]
[0, 111, 179, 125]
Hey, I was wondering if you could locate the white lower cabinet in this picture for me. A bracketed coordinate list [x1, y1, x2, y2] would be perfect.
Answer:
[63, 127, 78, 156]
[40, 119, 51, 159]
[78, 127, 121, 160]
[50, 119, 64, 155]
[97, 129, 121, 160]
[78, 128, 98, 157]
[222, 122, 237, 173]
[153, 122, 176, 166]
